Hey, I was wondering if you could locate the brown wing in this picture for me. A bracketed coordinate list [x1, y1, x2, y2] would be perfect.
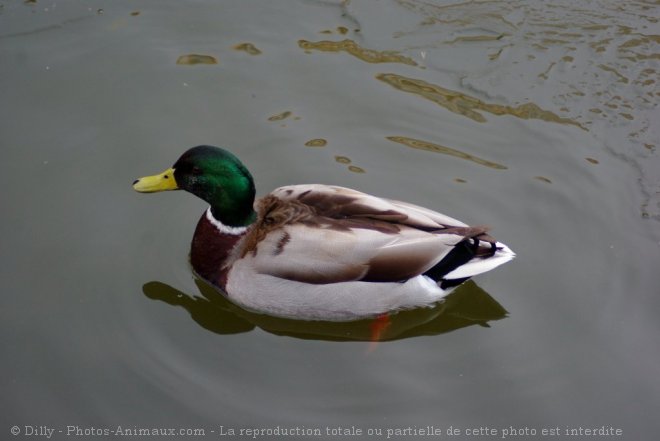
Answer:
[234, 185, 474, 284]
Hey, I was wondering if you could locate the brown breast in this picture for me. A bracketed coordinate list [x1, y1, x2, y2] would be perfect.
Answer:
[189, 213, 246, 289]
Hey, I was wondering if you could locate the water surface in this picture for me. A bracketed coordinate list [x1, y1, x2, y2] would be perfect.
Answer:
[1, 0, 658, 439]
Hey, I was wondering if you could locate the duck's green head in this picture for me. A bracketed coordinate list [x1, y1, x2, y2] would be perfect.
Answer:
[133, 145, 256, 227]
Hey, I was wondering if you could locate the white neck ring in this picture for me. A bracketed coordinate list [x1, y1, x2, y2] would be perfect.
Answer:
[205, 207, 248, 235]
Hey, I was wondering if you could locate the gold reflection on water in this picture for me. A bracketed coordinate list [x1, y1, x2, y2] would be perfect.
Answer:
[488, 46, 509, 60]
[176, 54, 218, 65]
[541, 38, 571, 45]
[267, 111, 292, 121]
[305, 139, 328, 147]
[387, 136, 507, 170]
[445, 34, 508, 44]
[590, 38, 613, 53]
[390, 0, 658, 217]
[333, 156, 365, 173]
[598, 64, 629, 83]
[619, 35, 660, 50]
[638, 71, 655, 87]
[377, 73, 586, 130]
[319, 26, 351, 35]
[538, 62, 557, 80]
[298, 39, 418, 66]
[233, 43, 262, 55]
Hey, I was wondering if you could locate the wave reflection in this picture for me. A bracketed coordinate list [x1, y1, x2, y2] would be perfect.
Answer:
[142, 279, 508, 342]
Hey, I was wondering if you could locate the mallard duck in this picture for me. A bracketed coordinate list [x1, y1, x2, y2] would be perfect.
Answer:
[133, 145, 514, 321]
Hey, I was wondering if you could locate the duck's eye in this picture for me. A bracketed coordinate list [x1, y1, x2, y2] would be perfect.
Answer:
[191, 166, 202, 175]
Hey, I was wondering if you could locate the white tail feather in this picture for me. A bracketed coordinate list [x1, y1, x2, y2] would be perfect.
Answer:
[443, 242, 516, 280]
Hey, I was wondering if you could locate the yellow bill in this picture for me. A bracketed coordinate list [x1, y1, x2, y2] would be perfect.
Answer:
[133, 168, 179, 192]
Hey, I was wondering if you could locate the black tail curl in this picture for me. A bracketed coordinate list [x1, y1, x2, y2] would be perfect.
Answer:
[424, 238, 497, 289]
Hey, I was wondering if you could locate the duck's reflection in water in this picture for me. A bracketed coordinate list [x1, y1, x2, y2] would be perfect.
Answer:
[142, 279, 507, 342]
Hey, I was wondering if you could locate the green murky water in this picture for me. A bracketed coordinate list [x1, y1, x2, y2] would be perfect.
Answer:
[1, 0, 658, 439]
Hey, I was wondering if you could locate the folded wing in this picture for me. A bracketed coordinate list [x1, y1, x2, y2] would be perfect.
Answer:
[244, 185, 485, 284]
